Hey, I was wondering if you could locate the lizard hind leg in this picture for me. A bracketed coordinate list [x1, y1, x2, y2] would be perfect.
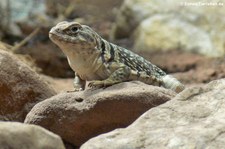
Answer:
[129, 70, 163, 86]
[88, 67, 131, 88]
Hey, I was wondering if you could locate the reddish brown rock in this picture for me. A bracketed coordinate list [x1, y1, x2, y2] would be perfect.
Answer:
[0, 49, 56, 121]
[25, 81, 175, 147]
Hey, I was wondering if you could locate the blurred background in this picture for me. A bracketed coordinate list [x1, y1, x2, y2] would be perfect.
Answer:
[0, 0, 224, 92]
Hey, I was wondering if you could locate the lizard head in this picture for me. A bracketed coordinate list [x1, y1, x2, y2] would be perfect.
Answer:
[49, 21, 100, 52]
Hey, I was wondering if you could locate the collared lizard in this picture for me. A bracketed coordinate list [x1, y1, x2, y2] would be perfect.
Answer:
[49, 21, 185, 93]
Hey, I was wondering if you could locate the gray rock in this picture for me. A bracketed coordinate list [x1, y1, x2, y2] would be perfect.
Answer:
[0, 122, 65, 149]
[81, 79, 225, 149]
[133, 15, 216, 57]
[112, 0, 225, 57]
[24, 81, 175, 147]
[0, 49, 56, 121]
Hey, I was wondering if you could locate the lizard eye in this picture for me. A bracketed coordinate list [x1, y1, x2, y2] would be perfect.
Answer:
[70, 26, 79, 33]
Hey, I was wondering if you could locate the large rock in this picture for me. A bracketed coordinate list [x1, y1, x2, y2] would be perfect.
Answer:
[133, 15, 216, 56]
[0, 49, 56, 121]
[81, 79, 225, 149]
[112, 0, 225, 57]
[0, 122, 65, 149]
[25, 81, 175, 147]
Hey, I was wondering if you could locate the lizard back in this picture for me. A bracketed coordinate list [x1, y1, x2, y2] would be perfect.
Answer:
[99, 39, 166, 78]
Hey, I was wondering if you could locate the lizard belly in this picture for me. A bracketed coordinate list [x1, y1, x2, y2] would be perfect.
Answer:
[67, 56, 105, 81]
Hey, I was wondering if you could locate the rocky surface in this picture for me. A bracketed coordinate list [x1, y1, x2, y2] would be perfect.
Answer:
[0, 41, 12, 52]
[0, 122, 65, 149]
[81, 79, 225, 149]
[139, 50, 225, 85]
[24, 81, 175, 147]
[0, 49, 56, 121]
[112, 0, 225, 57]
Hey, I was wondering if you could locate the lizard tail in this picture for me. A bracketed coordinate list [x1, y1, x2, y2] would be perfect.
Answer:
[161, 75, 185, 93]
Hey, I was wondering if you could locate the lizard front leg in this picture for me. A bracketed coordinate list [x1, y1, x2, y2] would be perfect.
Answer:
[88, 66, 131, 88]
[73, 72, 86, 91]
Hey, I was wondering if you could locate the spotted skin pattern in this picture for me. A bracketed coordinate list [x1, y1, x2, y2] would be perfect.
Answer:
[49, 22, 185, 93]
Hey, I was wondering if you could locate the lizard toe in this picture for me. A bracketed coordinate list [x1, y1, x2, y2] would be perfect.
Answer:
[88, 81, 104, 88]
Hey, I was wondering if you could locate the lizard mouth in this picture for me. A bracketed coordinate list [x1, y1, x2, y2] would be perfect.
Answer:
[49, 32, 55, 40]
[49, 28, 66, 41]
[49, 29, 62, 41]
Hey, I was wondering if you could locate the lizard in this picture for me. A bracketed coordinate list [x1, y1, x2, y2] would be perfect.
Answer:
[49, 21, 185, 93]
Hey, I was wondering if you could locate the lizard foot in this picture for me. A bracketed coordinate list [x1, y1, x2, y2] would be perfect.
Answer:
[88, 80, 106, 88]
[67, 88, 83, 93]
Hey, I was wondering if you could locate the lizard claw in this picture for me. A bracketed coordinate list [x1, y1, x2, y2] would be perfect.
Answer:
[67, 88, 83, 92]
[88, 81, 104, 88]
[76, 88, 84, 91]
